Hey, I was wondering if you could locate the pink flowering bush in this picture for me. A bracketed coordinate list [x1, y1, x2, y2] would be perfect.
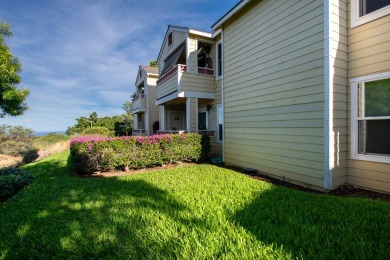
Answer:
[70, 133, 208, 174]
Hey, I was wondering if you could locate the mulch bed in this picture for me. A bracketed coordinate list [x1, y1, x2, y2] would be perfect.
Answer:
[75, 162, 194, 178]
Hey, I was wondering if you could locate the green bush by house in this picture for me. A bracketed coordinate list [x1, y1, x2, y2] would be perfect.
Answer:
[70, 133, 209, 174]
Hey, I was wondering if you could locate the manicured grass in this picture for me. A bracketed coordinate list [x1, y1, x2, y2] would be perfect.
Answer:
[0, 151, 389, 259]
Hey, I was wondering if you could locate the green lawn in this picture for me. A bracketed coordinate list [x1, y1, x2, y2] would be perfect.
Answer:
[1, 151, 389, 259]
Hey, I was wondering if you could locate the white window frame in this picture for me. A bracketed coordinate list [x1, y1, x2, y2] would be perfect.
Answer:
[351, 0, 390, 28]
[217, 104, 223, 143]
[197, 110, 208, 130]
[350, 71, 390, 163]
[216, 41, 223, 80]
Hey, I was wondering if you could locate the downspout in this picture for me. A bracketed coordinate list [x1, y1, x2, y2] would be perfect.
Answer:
[221, 26, 225, 162]
[324, 0, 333, 190]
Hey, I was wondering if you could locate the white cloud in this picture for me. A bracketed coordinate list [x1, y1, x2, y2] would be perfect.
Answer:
[1, 0, 238, 131]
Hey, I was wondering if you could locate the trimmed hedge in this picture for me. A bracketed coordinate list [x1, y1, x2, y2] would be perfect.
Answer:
[0, 168, 34, 202]
[70, 133, 209, 174]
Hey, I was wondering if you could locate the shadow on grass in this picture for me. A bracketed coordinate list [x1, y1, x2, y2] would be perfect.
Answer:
[0, 154, 203, 259]
[231, 185, 390, 259]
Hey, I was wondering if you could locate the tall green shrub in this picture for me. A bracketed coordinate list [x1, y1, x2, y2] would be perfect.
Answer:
[70, 133, 207, 174]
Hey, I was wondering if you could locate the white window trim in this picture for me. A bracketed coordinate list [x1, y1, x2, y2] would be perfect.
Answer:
[216, 40, 223, 80]
[350, 71, 390, 163]
[195, 39, 198, 74]
[351, 0, 390, 28]
[217, 104, 223, 144]
[197, 110, 208, 130]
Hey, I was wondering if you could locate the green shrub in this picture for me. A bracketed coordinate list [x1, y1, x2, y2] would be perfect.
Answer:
[81, 127, 109, 136]
[70, 133, 208, 174]
[0, 167, 34, 202]
[22, 148, 39, 164]
[200, 135, 211, 160]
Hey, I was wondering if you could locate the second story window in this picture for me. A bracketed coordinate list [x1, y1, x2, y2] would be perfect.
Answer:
[351, 0, 390, 27]
[139, 70, 142, 78]
[168, 32, 173, 47]
[360, 0, 390, 16]
[216, 41, 223, 79]
[197, 42, 212, 68]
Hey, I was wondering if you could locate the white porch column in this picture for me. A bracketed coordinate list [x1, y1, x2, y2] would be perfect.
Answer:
[133, 114, 138, 129]
[186, 97, 198, 132]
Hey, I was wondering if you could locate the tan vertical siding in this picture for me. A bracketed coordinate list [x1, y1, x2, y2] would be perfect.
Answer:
[330, 0, 349, 188]
[188, 98, 197, 131]
[347, 1, 390, 192]
[222, 0, 325, 188]
[180, 73, 214, 93]
[147, 82, 159, 135]
[156, 73, 178, 100]
[188, 36, 197, 73]
[348, 15, 390, 78]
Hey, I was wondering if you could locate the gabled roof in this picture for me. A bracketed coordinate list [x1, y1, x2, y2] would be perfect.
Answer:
[211, 0, 251, 30]
[140, 65, 158, 75]
[157, 25, 212, 61]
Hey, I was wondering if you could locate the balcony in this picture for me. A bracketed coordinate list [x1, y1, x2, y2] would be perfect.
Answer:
[131, 94, 146, 113]
[132, 129, 147, 136]
[156, 64, 215, 105]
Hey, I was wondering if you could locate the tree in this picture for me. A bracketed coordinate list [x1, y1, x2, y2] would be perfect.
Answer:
[66, 109, 134, 136]
[0, 124, 34, 156]
[149, 60, 158, 67]
[121, 101, 133, 130]
[122, 101, 133, 114]
[0, 20, 29, 117]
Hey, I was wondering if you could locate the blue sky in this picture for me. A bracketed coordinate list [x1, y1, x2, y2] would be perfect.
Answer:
[0, 0, 238, 132]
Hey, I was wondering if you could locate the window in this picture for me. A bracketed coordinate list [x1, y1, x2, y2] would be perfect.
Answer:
[217, 104, 223, 143]
[351, 0, 390, 27]
[216, 41, 223, 79]
[351, 72, 390, 163]
[168, 32, 173, 47]
[197, 42, 212, 68]
[198, 112, 208, 130]
[139, 70, 142, 78]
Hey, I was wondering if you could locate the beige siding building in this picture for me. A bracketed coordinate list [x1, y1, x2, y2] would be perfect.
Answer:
[211, 0, 390, 192]
[131, 65, 159, 136]
[155, 26, 223, 155]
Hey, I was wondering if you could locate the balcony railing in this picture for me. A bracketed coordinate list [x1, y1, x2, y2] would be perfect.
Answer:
[156, 130, 215, 137]
[157, 64, 186, 85]
[131, 94, 146, 112]
[157, 130, 188, 135]
[156, 64, 215, 102]
[198, 130, 216, 137]
[197, 67, 214, 76]
[132, 129, 146, 136]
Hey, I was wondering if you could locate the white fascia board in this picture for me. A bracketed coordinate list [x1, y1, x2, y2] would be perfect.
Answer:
[189, 29, 212, 38]
[211, 0, 250, 30]
[178, 91, 215, 99]
[155, 92, 179, 106]
[212, 29, 221, 38]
